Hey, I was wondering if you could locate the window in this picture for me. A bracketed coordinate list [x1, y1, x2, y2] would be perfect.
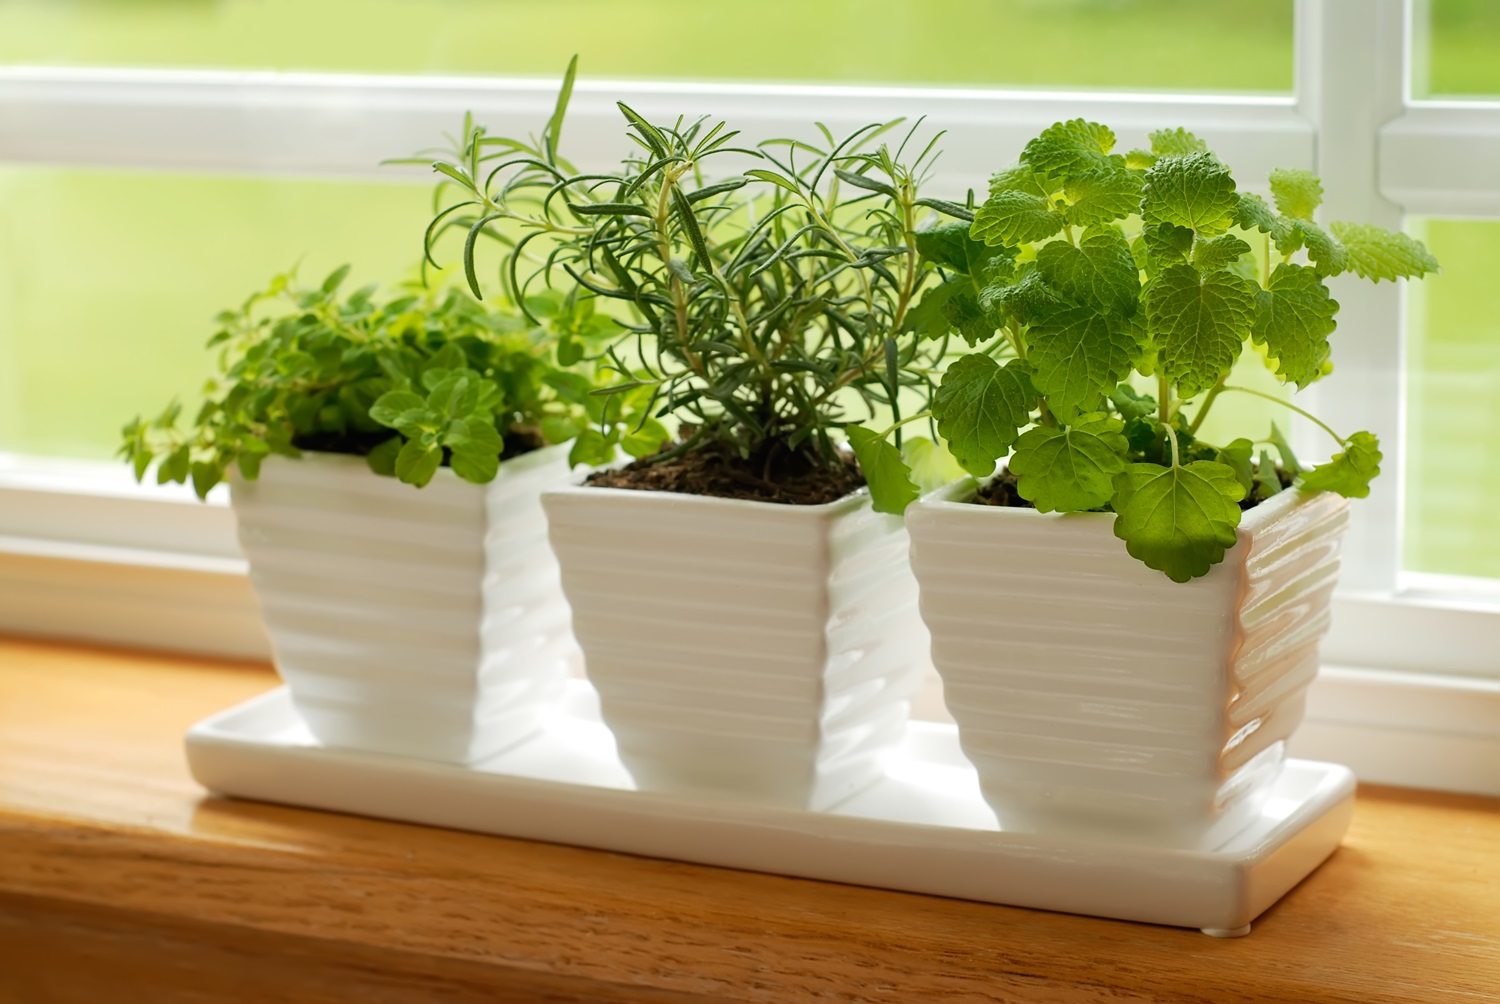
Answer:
[0, 1, 1495, 791]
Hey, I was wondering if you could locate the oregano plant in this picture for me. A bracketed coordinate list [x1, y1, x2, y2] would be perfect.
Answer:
[419, 59, 954, 504]
[120, 266, 608, 497]
[864, 120, 1438, 581]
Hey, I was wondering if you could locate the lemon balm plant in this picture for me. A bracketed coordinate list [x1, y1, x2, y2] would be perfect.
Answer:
[119, 265, 613, 766]
[419, 61, 949, 809]
[898, 121, 1437, 847]
[875, 120, 1438, 581]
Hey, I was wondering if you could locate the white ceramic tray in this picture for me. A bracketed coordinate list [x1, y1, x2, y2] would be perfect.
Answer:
[185, 682, 1356, 937]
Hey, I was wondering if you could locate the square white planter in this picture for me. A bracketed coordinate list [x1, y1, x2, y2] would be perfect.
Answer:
[542, 483, 930, 811]
[231, 445, 577, 764]
[906, 481, 1350, 849]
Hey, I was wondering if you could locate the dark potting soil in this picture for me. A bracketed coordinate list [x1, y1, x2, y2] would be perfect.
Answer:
[973, 469, 1031, 508]
[294, 426, 545, 464]
[971, 465, 1298, 512]
[585, 441, 866, 506]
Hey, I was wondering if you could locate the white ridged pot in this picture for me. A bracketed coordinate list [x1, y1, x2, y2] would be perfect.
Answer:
[231, 445, 578, 764]
[542, 484, 930, 811]
[907, 480, 1350, 849]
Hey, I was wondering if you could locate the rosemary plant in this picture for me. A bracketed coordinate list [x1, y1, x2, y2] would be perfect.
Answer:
[419, 60, 954, 503]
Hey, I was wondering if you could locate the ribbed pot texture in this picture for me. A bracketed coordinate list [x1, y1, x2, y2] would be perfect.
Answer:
[543, 484, 929, 811]
[231, 446, 577, 764]
[907, 482, 1350, 849]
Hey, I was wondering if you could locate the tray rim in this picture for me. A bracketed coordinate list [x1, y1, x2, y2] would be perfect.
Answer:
[185, 685, 1357, 935]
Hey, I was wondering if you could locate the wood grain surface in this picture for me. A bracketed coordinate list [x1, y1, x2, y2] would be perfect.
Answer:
[0, 636, 1496, 1003]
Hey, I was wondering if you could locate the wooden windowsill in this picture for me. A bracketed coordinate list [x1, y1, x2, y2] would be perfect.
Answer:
[1, 636, 1496, 1002]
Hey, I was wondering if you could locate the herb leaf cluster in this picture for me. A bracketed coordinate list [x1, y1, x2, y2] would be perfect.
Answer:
[422, 59, 949, 486]
[881, 120, 1438, 581]
[120, 267, 604, 497]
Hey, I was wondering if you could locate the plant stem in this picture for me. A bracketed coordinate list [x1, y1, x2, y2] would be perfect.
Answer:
[1165, 422, 1181, 467]
[874, 410, 933, 440]
[1187, 374, 1227, 436]
[1157, 375, 1172, 426]
[1220, 384, 1347, 445]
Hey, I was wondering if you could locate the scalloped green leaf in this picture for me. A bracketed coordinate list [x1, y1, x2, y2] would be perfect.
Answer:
[989, 163, 1052, 198]
[1145, 263, 1259, 398]
[1268, 168, 1323, 221]
[1328, 223, 1440, 282]
[1299, 430, 1382, 498]
[1009, 412, 1128, 512]
[1111, 460, 1246, 582]
[932, 355, 1036, 476]
[847, 426, 921, 515]
[1062, 167, 1144, 226]
[1021, 119, 1117, 180]
[1026, 304, 1142, 420]
[1035, 224, 1140, 317]
[902, 436, 968, 494]
[1192, 234, 1252, 273]
[1149, 128, 1208, 157]
[970, 190, 1064, 248]
[1296, 220, 1349, 277]
[1142, 153, 1239, 237]
[1253, 263, 1339, 387]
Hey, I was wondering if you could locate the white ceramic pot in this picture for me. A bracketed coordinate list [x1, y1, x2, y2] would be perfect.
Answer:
[542, 483, 929, 811]
[231, 445, 577, 764]
[907, 481, 1350, 849]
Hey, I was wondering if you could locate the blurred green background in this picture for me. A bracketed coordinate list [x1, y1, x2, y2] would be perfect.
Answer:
[0, 0, 1495, 578]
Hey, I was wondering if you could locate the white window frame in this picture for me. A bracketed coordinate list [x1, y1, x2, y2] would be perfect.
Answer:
[0, 0, 1495, 793]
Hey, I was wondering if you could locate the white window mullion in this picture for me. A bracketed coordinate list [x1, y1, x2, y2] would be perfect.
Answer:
[1294, 0, 1409, 594]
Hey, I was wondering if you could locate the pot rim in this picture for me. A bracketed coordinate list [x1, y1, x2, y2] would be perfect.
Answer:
[542, 478, 874, 517]
[251, 439, 572, 482]
[909, 472, 1343, 535]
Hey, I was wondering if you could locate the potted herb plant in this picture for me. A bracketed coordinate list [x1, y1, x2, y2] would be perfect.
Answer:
[426, 65, 956, 809]
[861, 122, 1438, 844]
[121, 264, 609, 764]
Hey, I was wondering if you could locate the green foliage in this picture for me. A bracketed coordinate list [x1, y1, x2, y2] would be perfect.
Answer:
[1009, 412, 1128, 512]
[420, 62, 947, 497]
[1252, 263, 1339, 387]
[901, 436, 967, 493]
[971, 190, 1065, 247]
[854, 118, 1439, 581]
[1300, 430, 1382, 498]
[1141, 152, 1240, 237]
[119, 267, 603, 497]
[1146, 264, 1258, 397]
[1112, 461, 1246, 582]
[1329, 222, 1443, 282]
[1268, 168, 1323, 221]
[931, 354, 1035, 476]
[847, 426, 920, 515]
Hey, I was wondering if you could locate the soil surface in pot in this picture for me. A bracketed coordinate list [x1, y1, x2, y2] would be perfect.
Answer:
[974, 465, 1296, 512]
[585, 441, 865, 505]
[295, 426, 545, 463]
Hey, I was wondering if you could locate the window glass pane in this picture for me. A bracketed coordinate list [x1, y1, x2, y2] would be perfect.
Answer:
[0, 0, 1293, 93]
[0, 167, 428, 460]
[1415, 0, 1500, 99]
[1404, 219, 1500, 580]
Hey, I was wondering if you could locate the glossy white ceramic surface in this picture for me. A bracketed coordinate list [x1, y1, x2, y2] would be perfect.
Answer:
[906, 482, 1351, 849]
[541, 484, 928, 811]
[185, 682, 1356, 934]
[230, 446, 577, 764]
